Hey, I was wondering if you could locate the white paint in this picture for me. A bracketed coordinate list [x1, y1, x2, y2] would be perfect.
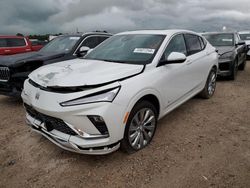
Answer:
[22, 30, 218, 155]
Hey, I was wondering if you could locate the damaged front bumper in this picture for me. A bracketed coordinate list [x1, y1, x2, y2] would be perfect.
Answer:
[26, 113, 120, 155]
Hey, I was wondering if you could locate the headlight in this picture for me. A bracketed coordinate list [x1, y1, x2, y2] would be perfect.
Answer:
[60, 87, 120, 107]
[219, 52, 233, 59]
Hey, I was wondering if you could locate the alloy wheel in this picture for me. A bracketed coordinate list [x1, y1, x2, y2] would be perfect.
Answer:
[208, 71, 216, 96]
[128, 108, 156, 150]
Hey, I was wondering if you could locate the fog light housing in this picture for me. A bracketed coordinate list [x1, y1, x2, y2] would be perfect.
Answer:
[88, 115, 109, 135]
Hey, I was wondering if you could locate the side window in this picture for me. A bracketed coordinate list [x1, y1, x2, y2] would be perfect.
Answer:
[81, 36, 99, 49]
[98, 36, 109, 44]
[0, 39, 7, 47]
[7, 38, 26, 47]
[184, 34, 202, 55]
[161, 34, 187, 60]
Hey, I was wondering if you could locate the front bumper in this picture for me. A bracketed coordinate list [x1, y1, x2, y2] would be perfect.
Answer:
[26, 113, 120, 155]
[0, 81, 21, 97]
[217, 59, 233, 76]
[22, 80, 127, 155]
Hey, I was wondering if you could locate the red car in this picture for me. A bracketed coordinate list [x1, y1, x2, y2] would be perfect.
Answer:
[30, 39, 47, 51]
[0, 36, 44, 55]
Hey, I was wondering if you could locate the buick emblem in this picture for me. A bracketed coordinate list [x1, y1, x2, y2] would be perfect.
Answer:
[35, 92, 40, 100]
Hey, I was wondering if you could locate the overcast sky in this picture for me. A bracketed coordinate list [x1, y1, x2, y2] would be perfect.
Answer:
[1, 0, 250, 35]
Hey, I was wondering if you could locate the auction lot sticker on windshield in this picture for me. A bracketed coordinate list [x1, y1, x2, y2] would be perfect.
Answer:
[70, 37, 80, 40]
[134, 48, 155, 54]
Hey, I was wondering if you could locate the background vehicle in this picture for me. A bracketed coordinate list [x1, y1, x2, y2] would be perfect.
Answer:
[30, 39, 48, 51]
[238, 31, 250, 59]
[0, 32, 111, 97]
[22, 30, 218, 155]
[202, 32, 247, 80]
[0, 36, 35, 55]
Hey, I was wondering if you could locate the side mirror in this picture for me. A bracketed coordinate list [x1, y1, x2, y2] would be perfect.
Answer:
[236, 40, 245, 46]
[77, 46, 90, 57]
[162, 52, 186, 65]
[159, 52, 187, 66]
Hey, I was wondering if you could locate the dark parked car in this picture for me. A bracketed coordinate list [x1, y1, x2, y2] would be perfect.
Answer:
[0, 32, 111, 97]
[238, 31, 250, 59]
[202, 32, 247, 80]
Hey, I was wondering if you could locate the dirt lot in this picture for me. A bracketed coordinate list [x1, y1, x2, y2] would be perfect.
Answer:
[0, 63, 250, 188]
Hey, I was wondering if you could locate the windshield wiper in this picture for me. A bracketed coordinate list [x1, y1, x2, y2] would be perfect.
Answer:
[102, 59, 128, 64]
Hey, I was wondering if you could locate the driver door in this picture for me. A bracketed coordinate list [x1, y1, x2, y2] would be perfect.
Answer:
[157, 34, 192, 109]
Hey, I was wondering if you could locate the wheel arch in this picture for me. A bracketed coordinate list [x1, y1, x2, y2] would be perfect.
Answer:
[126, 90, 162, 119]
[136, 94, 160, 117]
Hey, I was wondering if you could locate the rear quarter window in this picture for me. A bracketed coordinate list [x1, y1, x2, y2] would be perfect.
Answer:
[199, 37, 207, 50]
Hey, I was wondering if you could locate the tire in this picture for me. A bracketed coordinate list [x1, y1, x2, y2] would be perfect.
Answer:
[121, 101, 158, 154]
[229, 59, 238, 80]
[199, 68, 217, 99]
[238, 59, 246, 71]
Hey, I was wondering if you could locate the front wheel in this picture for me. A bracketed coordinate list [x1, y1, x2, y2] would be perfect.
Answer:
[229, 59, 238, 80]
[121, 101, 158, 154]
[238, 59, 246, 71]
[199, 68, 217, 99]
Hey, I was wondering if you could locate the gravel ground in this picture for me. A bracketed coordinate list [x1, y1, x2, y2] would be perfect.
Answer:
[0, 63, 250, 188]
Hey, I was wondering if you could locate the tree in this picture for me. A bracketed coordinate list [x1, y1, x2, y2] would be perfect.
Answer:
[16, 33, 24, 37]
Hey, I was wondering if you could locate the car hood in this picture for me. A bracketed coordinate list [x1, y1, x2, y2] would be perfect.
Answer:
[29, 59, 144, 87]
[0, 51, 65, 67]
[216, 46, 235, 56]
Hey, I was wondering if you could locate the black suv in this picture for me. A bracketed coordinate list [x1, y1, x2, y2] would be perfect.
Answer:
[202, 32, 247, 80]
[0, 32, 112, 97]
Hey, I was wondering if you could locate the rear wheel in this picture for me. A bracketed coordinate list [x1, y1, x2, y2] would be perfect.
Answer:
[121, 101, 157, 154]
[199, 68, 217, 99]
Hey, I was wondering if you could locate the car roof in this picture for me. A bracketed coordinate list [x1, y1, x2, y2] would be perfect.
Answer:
[238, 31, 250, 34]
[0, 35, 25, 38]
[116, 29, 200, 36]
[55, 32, 112, 38]
[201, 32, 236, 35]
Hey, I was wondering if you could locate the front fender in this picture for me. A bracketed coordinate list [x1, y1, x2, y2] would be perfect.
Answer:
[124, 88, 163, 120]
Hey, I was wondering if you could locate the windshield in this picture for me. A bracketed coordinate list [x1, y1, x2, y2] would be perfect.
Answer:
[239, 34, 250, 41]
[203, 34, 234, 46]
[85, 34, 166, 65]
[40, 36, 80, 53]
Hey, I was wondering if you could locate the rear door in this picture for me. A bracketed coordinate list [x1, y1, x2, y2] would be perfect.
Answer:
[183, 34, 210, 90]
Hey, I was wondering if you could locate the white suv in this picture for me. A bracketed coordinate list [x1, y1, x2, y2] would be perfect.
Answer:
[22, 30, 218, 155]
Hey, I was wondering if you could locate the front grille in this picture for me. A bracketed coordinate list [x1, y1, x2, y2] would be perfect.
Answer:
[219, 63, 230, 71]
[24, 104, 77, 136]
[0, 67, 10, 82]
